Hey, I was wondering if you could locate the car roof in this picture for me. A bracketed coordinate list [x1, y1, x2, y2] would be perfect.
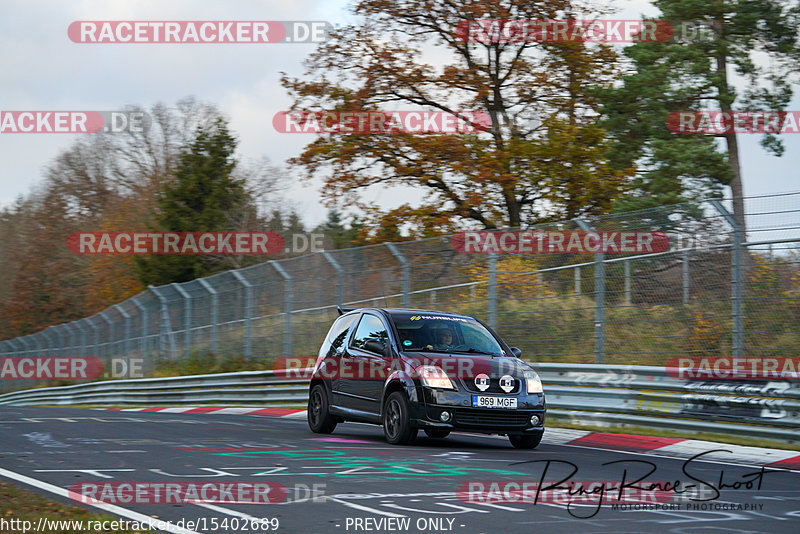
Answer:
[338, 306, 475, 320]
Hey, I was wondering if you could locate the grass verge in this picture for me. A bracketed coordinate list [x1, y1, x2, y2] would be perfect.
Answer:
[0, 481, 150, 533]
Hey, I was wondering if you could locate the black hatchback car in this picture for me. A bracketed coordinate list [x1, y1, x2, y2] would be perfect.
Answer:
[307, 307, 546, 448]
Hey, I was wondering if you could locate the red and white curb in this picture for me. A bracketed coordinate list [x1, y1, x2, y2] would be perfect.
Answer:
[101, 407, 800, 471]
[544, 428, 800, 471]
[105, 406, 306, 419]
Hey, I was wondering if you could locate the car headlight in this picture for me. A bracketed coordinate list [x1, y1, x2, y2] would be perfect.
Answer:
[524, 371, 543, 394]
[419, 365, 455, 389]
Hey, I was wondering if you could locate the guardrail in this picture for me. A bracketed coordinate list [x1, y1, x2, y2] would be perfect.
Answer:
[1, 363, 798, 443]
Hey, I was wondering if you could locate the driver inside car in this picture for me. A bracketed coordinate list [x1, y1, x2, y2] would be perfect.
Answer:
[427, 327, 456, 350]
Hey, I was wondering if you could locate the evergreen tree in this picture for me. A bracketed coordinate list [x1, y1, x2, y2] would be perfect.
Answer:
[135, 118, 250, 285]
[315, 210, 365, 249]
[600, 0, 800, 228]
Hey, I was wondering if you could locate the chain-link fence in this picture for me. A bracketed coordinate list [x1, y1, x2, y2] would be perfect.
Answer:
[1, 192, 799, 391]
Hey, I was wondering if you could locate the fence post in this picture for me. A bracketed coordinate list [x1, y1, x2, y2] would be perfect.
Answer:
[232, 271, 253, 358]
[88, 317, 100, 359]
[270, 261, 293, 357]
[682, 250, 690, 305]
[70, 324, 80, 355]
[149, 286, 177, 360]
[386, 243, 410, 308]
[113, 304, 132, 357]
[624, 260, 631, 306]
[130, 296, 148, 358]
[488, 253, 497, 329]
[99, 311, 113, 363]
[66, 324, 76, 355]
[575, 219, 605, 364]
[171, 283, 192, 354]
[709, 200, 744, 358]
[55, 323, 72, 356]
[322, 251, 344, 306]
[197, 279, 218, 354]
[574, 266, 581, 296]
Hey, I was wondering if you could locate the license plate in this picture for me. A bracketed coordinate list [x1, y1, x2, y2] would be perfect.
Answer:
[472, 396, 517, 409]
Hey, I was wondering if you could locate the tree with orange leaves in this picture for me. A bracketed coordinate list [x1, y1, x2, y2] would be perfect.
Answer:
[282, 0, 631, 234]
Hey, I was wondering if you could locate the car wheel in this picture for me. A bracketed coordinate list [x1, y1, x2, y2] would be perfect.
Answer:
[424, 429, 450, 439]
[509, 433, 542, 449]
[308, 383, 337, 434]
[383, 391, 418, 445]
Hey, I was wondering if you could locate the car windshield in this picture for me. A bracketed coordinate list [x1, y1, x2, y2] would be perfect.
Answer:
[390, 312, 504, 356]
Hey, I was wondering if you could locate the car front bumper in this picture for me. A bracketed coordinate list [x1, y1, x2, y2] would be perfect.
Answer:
[411, 386, 546, 435]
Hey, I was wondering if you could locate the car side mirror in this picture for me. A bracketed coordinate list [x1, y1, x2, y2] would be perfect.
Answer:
[510, 347, 522, 358]
[364, 339, 388, 356]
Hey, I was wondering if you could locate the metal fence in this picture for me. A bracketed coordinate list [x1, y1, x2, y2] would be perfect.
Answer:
[1, 192, 799, 391]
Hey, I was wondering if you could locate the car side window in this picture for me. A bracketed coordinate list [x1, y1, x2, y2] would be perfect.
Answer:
[329, 314, 358, 351]
[350, 314, 389, 353]
[319, 314, 358, 358]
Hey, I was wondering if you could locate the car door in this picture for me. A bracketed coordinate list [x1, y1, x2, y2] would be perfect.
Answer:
[320, 313, 359, 407]
[345, 313, 393, 414]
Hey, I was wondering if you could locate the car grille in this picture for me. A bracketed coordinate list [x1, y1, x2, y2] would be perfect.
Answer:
[455, 409, 530, 428]
[462, 377, 521, 394]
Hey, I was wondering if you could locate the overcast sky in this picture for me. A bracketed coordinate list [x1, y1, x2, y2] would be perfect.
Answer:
[1, 0, 798, 229]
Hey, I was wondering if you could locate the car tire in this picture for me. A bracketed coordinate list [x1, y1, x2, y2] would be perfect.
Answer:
[508, 432, 543, 449]
[308, 383, 337, 434]
[383, 391, 418, 445]
[424, 429, 450, 439]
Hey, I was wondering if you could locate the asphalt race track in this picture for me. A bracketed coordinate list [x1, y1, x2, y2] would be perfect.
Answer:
[1, 406, 799, 534]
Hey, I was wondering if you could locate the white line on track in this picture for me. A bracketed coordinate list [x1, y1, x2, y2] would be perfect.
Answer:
[0, 466, 201, 534]
[471, 501, 526, 511]
[324, 495, 408, 517]
[192, 502, 270, 520]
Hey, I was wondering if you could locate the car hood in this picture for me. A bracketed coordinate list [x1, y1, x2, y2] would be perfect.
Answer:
[401, 352, 532, 379]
